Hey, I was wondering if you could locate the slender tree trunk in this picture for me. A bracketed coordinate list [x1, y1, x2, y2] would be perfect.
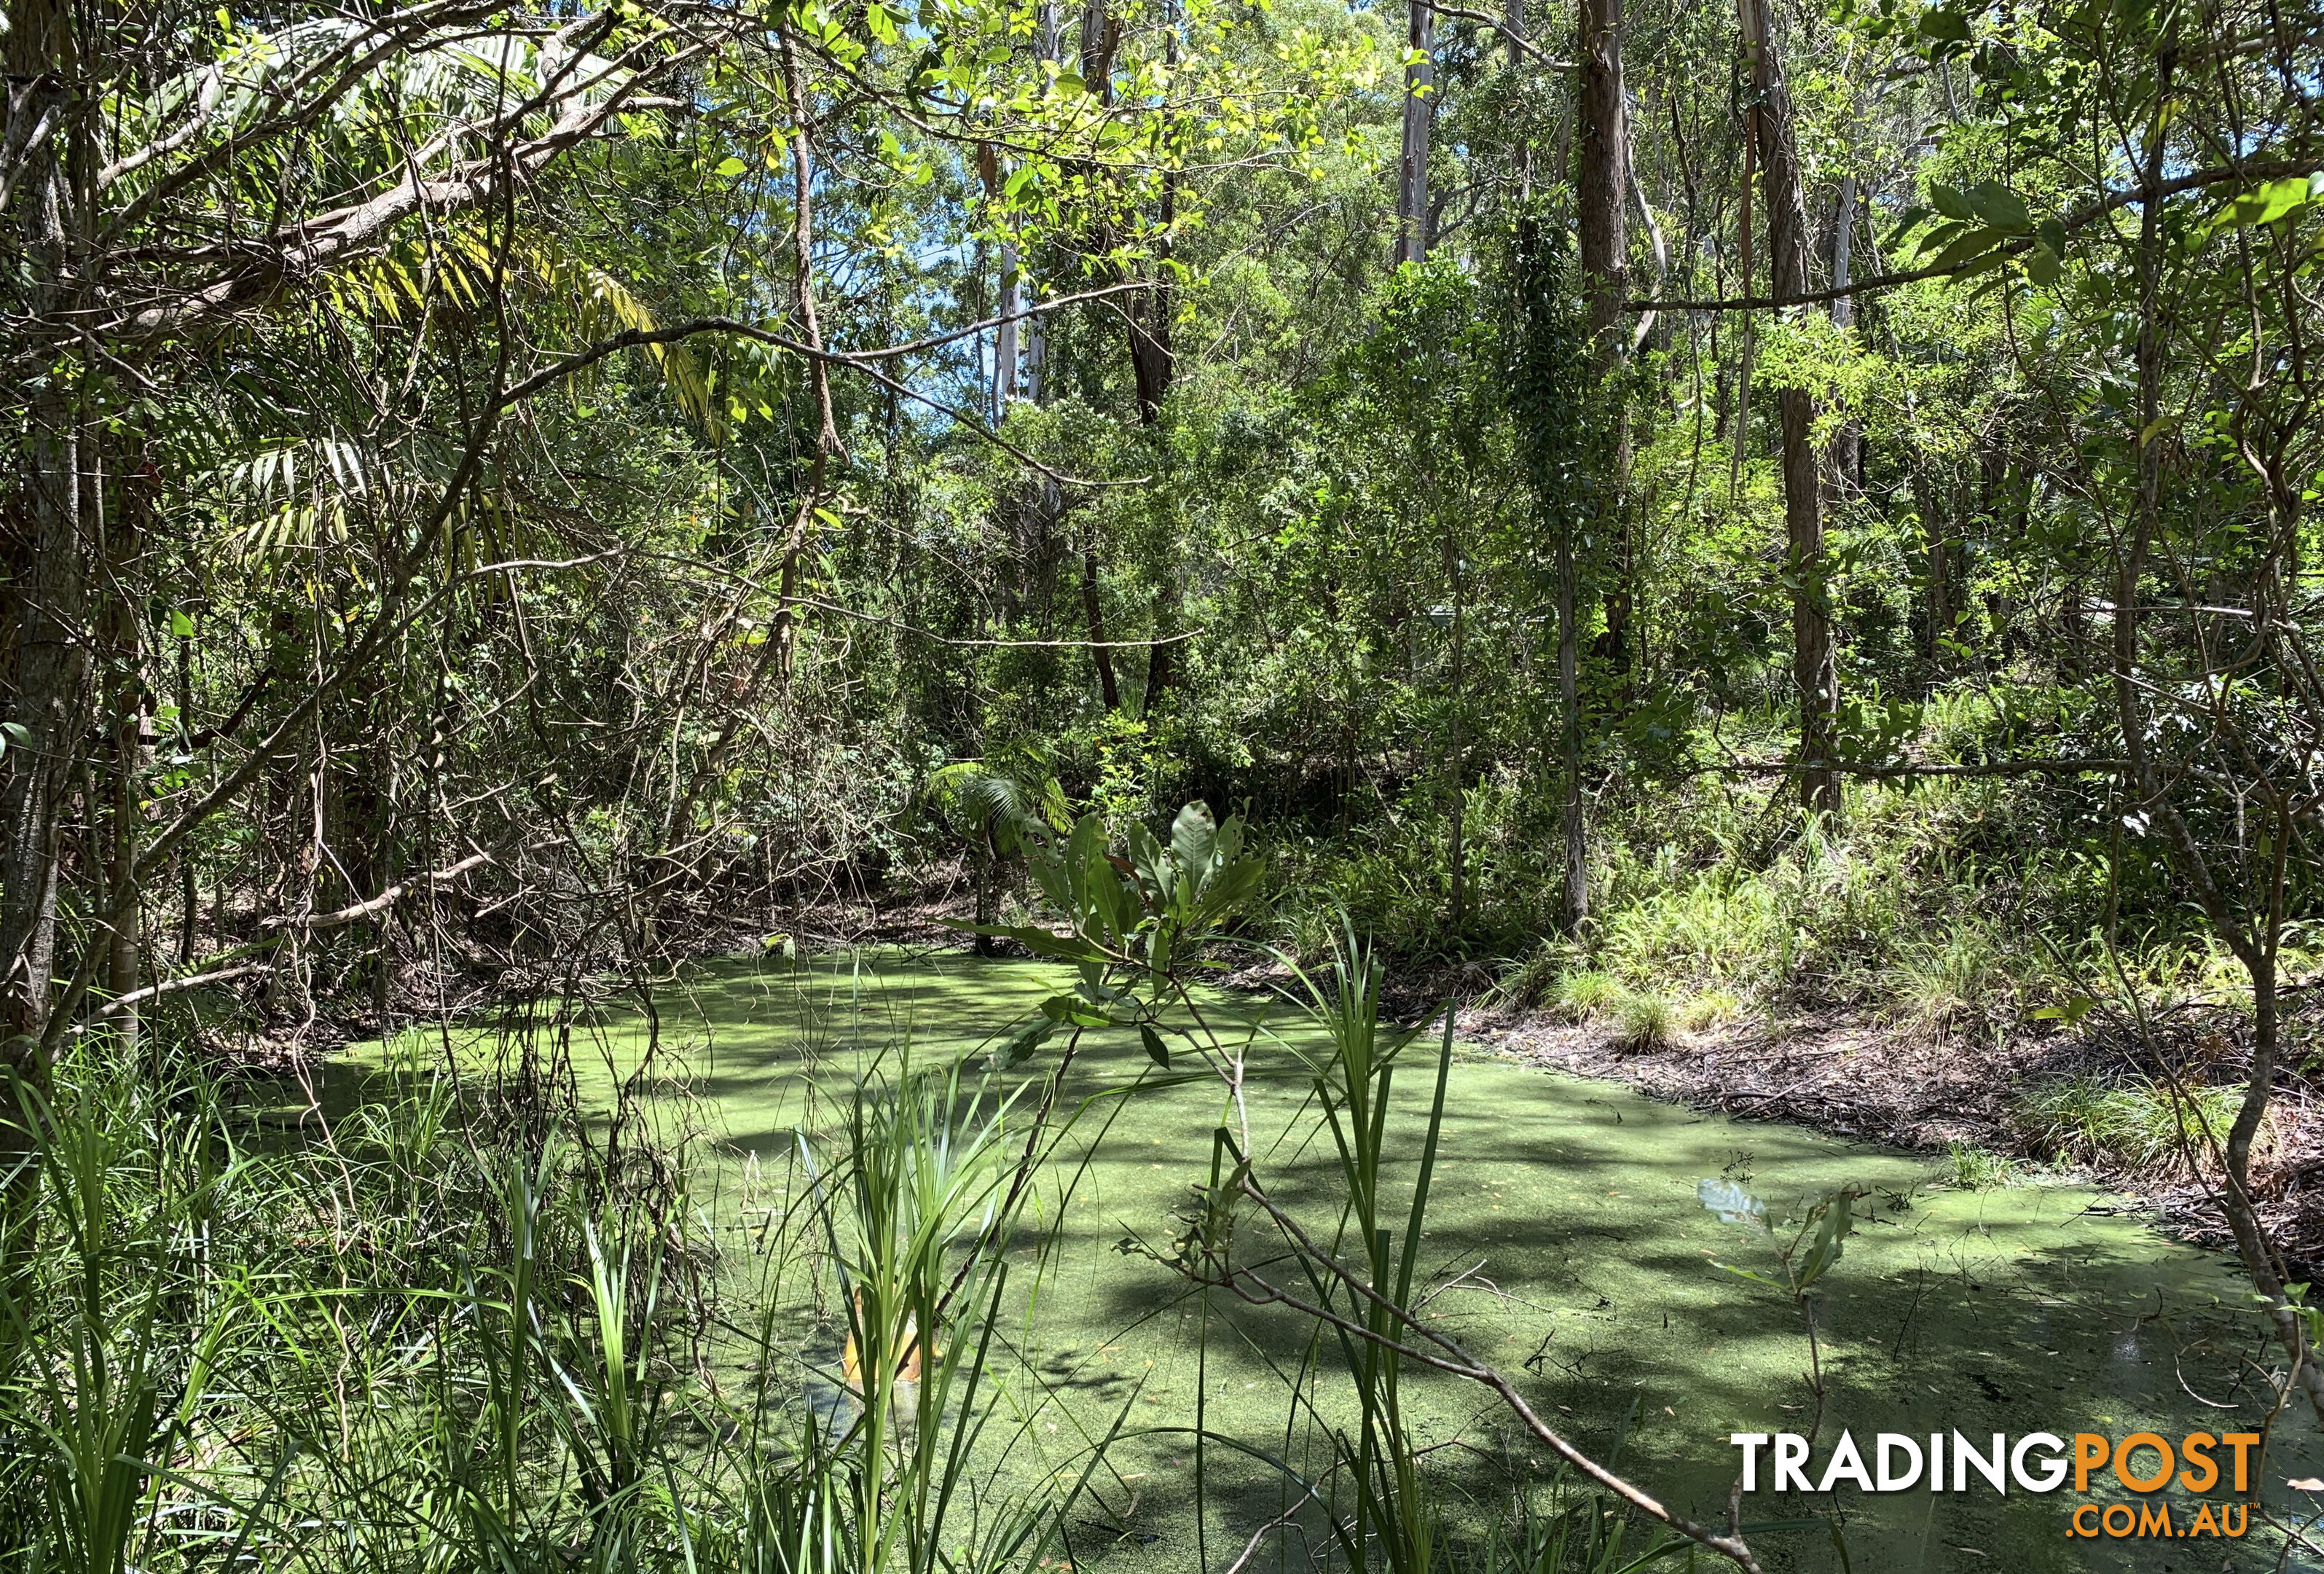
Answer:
[1024, 4, 1060, 405]
[1395, 0, 1434, 265]
[3, 0, 87, 1189]
[1736, 0, 1835, 815]
[1143, 587, 1178, 713]
[1128, 1, 1180, 710]
[176, 624, 197, 961]
[1554, 522, 1584, 929]
[1917, 466, 1948, 678]
[1580, 0, 1635, 685]
[1561, 0, 1628, 928]
[1444, 529, 1467, 928]
[1726, 129, 1754, 505]
[994, 236, 1022, 418]
[1826, 175, 1861, 499]
[1126, 3, 1177, 425]
[770, 22, 842, 686]
[1577, 0, 1628, 352]
[1082, 544, 1121, 710]
[102, 461, 144, 1057]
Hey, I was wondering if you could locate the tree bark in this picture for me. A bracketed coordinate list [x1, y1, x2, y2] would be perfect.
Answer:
[1554, 514, 1585, 929]
[1735, 0, 1835, 815]
[1444, 528, 1467, 928]
[994, 235, 1023, 418]
[1143, 586, 1178, 713]
[1562, 0, 1628, 929]
[1395, 0, 1434, 266]
[1825, 175, 1861, 499]
[1082, 544, 1121, 710]
[769, 21, 841, 686]
[2, 0, 88, 1172]
[1125, 4, 1177, 425]
[102, 458, 146, 1058]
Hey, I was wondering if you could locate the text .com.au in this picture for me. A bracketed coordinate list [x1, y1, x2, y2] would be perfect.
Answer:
[1731, 1430, 2258, 1540]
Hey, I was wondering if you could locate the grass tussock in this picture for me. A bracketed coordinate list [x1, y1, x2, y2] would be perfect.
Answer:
[2013, 1074, 2254, 1176]
[1947, 1142, 2022, 1191]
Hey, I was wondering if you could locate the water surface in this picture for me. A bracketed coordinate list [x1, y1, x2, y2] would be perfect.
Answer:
[348, 952, 2318, 1572]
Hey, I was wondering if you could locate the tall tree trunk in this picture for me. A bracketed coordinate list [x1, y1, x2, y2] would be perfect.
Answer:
[994, 235, 1023, 418]
[1736, 0, 1835, 815]
[1128, 0, 1180, 710]
[102, 460, 145, 1058]
[1553, 513, 1585, 930]
[1577, 0, 1628, 350]
[1915, 466, 1951, 683]
[1562, 0, 1628, 930]
[1443, 528, 1467, 928]
[773, 22, 841, 685]
[1143, 586, 1178, 713]
[1125, 1, 1177, 425]
[1826, 175, 1861, 500]
[176, 621, 197, 962]
[2, 0, 87, 1187]
[1126, 198, 1174, 423]
[1395, 0, 1434, 265]
[1024, 4, 1061, 405]
[1082, 544, 1121, 710]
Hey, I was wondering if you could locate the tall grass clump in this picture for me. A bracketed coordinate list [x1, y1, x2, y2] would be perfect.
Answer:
[0, 1005, 1105, 1574]
[2014, 1074, 2250, 1175]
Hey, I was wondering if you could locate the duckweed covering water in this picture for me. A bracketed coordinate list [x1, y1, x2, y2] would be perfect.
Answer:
[348, 952, 2317, 1572]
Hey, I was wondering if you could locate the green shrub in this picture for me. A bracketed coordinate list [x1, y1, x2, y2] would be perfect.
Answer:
[1611, 990, 1677, 1052]
[1675, 990, 1745, 1033]
[2014, 1074, 2248, 1174]
[1552, 969, 1625, 1022]
[1883, 925, 2013, 1037]
[1947, 1142, 2019, 1191]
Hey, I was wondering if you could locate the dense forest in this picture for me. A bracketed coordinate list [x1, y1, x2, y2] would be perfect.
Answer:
[4, 0, 2324, 1563]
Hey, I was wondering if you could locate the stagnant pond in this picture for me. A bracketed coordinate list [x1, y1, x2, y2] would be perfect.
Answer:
[346, 952, 2320, 1572]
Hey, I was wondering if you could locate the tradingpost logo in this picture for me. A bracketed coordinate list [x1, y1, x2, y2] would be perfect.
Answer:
[1730, 1429, 2259, 1539]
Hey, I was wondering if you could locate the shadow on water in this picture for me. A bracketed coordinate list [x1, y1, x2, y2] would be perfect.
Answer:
[320, 952, 2323, 1573]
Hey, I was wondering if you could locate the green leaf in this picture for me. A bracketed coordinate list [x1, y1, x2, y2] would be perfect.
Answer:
[1797, 1191, 1856, 1288]
[1928, 183, 1975, 223]
[2207, 174, 2315, 238]
[1140, 1025, 1172, 1068]
[1170, 801, 1217, 882]
[1926, 225, 2006, 273]
[1917, 4, 1970, 39]
[2030, 995, 2098, 1025]
[1038, 992, 1112, 1028]
[991, 1017, 1059, 1070]
[1966, 180, 2031, 233]
[714, 156, 748, 178]
[1697, 1177, 1767, 1229]
[169, 609, 196, 639]
[1913, 219, 1968, 257]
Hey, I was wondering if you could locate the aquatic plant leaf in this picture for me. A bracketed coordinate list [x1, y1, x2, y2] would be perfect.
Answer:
[1697, 1177, 1767, 1229]
[991, 1017, 1059, 1070]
